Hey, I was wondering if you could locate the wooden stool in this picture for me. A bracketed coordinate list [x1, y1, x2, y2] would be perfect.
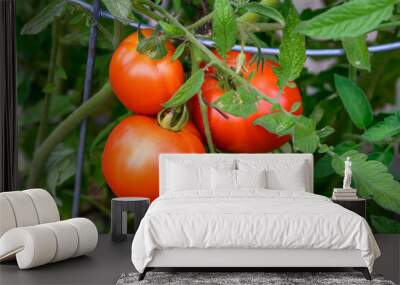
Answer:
[111, 197, 149, 242]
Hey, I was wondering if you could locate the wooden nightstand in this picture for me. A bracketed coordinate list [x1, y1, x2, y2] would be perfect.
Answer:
[331, 198, 366, 218]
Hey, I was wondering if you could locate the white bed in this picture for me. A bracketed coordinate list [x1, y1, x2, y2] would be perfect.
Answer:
[131, 154, 380, 280]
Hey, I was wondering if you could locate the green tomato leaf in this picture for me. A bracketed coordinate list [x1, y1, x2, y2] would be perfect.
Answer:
[293, 116, 320, 153]
[332, 150, 400, 214]
[317, 125, 335, 139]
[315, 141, 359, 179]
[159, 21, 184, 36]
[368, 148, 394, 167]
[253, 111, 295, 136]
[55, 66, 67, 80]
[46, 144, 76, 195]
[362, 111, 400, 142]
[315, 154, 335, 179]
[43, 82, 55, 94]
[239, 3, 285, 26]
[249, 33, 269, 50]
[172, 42, 186, 61]
[213, 87, 259, 118]
[21, 0, 66, 35]
[290, 102, 301, 113]
[318, 144, 331, 154]
[101, 0, 134, 25]
[270, 104, 282, 112]
[296, 0, 396, 39]
[342, 35, 371, 71]
[334, 74, 373, 129]
[248, 70, 256, 81]
[371, 215, 400, 234]
[335, 141, 360, 154]
[19, 95, 75, 126]
[212, 0, 237, 58]
[276, 3, 305, 89]
[163, 70, 205, 108]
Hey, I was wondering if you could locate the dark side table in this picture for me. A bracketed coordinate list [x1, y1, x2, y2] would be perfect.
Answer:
[331, 198, 366, 218]
[111, 197, 150, 242]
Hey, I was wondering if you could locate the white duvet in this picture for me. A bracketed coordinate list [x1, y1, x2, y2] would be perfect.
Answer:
[131, 190, 380, 273]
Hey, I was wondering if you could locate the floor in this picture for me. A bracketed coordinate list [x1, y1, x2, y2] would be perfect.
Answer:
[0, 235, 135, 285]
[1, 235, 399, 285]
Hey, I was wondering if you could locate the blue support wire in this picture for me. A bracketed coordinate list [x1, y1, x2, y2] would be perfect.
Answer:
[67, 0, 400, 56]
[72, 0, 100, 217]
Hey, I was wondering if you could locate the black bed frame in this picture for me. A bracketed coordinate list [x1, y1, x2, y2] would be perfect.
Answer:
[137, 267, 372, 281]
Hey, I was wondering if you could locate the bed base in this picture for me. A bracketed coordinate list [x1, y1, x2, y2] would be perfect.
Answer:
[138, 267, 371, 281]
[354, 267, 372, 280]
[138, 248, 372, 281]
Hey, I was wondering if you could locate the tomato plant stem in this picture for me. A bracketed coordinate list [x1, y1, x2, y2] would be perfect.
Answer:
[187, 12, 213, 30]
[238, 22, 283, 33]
[132, 0, 162, 21]
[27, 82, 114, 188]
[348, 65, 357, 82]
[54, 41, 65, 95]
[324, 145, 337, 159]
[35, 18, 61, 148]
[197, 91, 216, 152]
[191, 48, 215, 153]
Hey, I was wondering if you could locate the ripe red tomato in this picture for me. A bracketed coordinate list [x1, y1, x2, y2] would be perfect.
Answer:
[102, 116, 205, 201]
[190, 51, 302, 153]
[109, 30, 184, 115]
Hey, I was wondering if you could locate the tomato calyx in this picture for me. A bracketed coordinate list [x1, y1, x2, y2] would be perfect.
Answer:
[136, 28, 168, 60]
[235, 51, 248, 74]
[157, 105, 189, 132]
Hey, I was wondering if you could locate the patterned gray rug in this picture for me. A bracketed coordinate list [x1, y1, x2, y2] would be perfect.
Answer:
[116, 272, 396, 285]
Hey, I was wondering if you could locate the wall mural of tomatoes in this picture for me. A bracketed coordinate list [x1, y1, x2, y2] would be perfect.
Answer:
[19, 0, 400, 233]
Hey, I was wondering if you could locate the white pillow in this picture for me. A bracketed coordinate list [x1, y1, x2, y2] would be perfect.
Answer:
[211, 168, 236, 190]
[236, 169, 267, 189]
[166, 159, 236, 192]
[237, 159, 308, 191]
[211, 169, 268, 190]
[167, 162, 211, 191]
[266, 166, 307, 191]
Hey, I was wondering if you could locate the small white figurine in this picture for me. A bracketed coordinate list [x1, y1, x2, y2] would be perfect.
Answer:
[343, 157, 352, 189]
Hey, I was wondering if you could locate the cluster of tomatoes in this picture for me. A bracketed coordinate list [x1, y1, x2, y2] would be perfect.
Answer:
[102, 30, 302, 201]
